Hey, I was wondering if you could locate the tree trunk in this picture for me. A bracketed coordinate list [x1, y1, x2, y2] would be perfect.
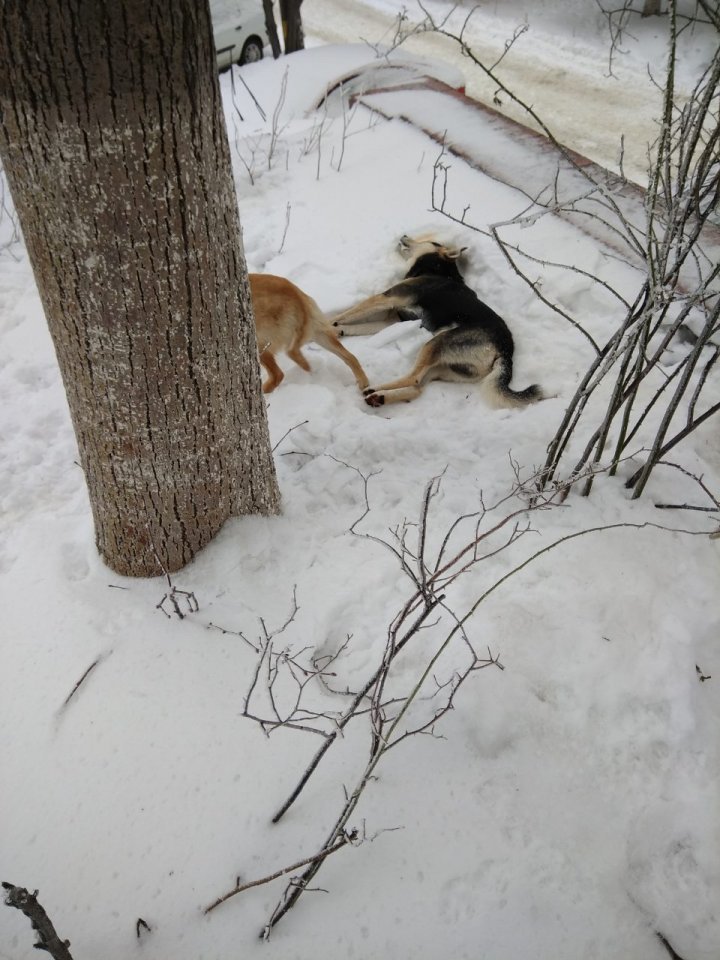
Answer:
[642, 0, 663, 16]
[0, 0, 280, 577]
[279, 0, 305, 53]
[263, 0, 283, 59]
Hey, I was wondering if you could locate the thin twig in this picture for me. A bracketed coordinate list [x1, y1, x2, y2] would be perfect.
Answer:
[59, 657, 102, 710]
[204, 832, 355, 914]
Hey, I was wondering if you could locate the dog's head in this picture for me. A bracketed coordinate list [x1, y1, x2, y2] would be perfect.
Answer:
[398, 233, 467, 261]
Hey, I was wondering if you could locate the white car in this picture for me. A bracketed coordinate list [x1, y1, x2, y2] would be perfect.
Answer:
[211, 0, 269, 69]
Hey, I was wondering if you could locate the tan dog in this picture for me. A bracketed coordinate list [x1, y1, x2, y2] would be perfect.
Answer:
[249, 274, 369, 394]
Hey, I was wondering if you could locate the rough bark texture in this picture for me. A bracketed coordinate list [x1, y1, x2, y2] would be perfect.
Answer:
[0, 0, 280, 576]
[263, 0, 283, 59]
[279, 0, 305, 53]
[2, 883, 74, 960]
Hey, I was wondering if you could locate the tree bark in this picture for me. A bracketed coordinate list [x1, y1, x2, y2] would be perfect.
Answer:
[279, 0, 305, 53]
[0, 0, 280, 577]
[263, 0, 283, 59]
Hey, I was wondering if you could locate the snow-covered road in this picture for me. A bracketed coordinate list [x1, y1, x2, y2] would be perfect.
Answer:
[301, 0, 710, 186]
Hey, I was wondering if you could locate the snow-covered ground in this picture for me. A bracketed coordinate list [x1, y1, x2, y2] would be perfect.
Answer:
[2, 20, 719, 960]
[302, 0, 719, 185]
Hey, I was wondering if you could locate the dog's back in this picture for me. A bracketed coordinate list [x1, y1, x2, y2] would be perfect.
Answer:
[333, 244, 542, 408]
[405, 252, 542, 407]
[250, 274, 320, 354]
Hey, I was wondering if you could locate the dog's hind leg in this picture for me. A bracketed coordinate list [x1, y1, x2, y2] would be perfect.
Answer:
[332, 294, 413, 336]
[287, 345, 311, 373]
[313, 330, 369, 391]
[363, 340, 441, 407]
[365, 383, 424, 405]
[260, 350, 284, 393]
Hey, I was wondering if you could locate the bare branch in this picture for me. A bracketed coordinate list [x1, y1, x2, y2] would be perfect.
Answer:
[204, 831, 356, 915]
[2, 883, 74, 960]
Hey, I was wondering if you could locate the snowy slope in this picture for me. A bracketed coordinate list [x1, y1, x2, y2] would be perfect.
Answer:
[1, 42, 719, 960]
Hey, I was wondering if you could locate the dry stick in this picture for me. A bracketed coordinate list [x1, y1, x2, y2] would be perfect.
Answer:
[272, 470, 552, 822]
[581, 312, 650, 495]
[270, 595, 444, 823]
[262, 516, 710, 936]
[686, 342, 720, 425]
[619, 314, 716, 457]
[490, 225, 601, 354]
[60, 657, 102, 710]
[629, 321, 720, 497]
[236, 71, 266, 121]
[539, 7, 718, 492]
[541, 285, 651, 487]
[588, 315, 646, 481]
[277, 201, 292, 255]
[273, 467, 592, 823]
[368, 478, 446, 749]
[627, 398, 720, 492]
[272, 418, 309, 452]
[494, 231, 633, 310]
[614, 365, 679, 463]
[656, 930, 689, 960]
[263, 728, 392, 936]
[598, 267, 718, 471]
[610, 282, 690, 468]
[550, 251, 715, 490]
[655, 459, 720, 510]
[619, 44, 720, 492]
[656, 502, 719, 511]
[204, 832, 353, 914]
[2, 883, 74, 960]
[267, 68, 289, 170]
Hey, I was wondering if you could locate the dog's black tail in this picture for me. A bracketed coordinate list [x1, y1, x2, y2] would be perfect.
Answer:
[484, 355, 543, 408]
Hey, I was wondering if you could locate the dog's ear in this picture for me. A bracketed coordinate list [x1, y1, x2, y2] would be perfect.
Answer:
[445, 246, 468, 260]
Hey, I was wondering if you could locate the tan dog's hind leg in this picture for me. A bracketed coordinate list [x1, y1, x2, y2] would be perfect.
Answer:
[313, 330, 369, 391]
[260, 350, 284, 393]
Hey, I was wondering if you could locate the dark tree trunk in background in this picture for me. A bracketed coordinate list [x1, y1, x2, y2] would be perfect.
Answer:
[280, 0, 305, 53]
[263, 0, 283, 58]
[642, 0, 663, 15]
[0, 0, 280, 577]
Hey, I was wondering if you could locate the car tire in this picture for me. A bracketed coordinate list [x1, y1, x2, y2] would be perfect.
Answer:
[240, 37, 264, 65]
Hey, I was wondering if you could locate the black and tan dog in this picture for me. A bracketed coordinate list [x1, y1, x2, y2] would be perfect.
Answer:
[332, 236, 542, 408]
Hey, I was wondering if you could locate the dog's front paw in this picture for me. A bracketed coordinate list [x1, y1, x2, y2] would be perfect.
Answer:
[364, 392, 385, 408]
[362, 386, 375, 396]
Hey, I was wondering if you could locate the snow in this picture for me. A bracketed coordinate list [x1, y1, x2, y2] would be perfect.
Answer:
[302, 0, 720, 185]
[1, 20, 719, 960]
